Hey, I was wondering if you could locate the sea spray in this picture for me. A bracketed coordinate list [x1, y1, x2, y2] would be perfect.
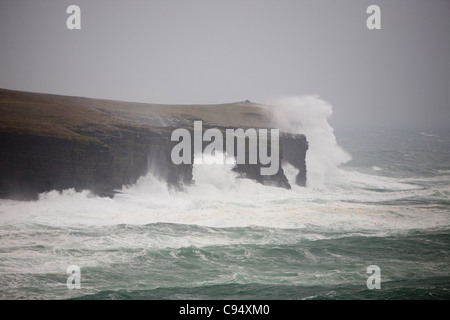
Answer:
[192, 152, 238, 191]
[269, 95, 352, 187]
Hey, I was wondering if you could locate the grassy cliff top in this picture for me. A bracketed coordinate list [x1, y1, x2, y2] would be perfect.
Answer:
[0, 89, 276, 141]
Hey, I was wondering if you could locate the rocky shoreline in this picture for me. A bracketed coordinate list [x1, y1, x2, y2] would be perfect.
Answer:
[0, 89, 307, 200]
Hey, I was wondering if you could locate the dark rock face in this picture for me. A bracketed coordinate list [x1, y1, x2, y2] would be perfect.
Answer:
[230, 132, 306, 189]
[232, 164, 291, 189]
[0, 132, 111, 199]
[0, 89, 308, 199]
[280, 133, 308, 187]
[0, 128, 193, 199]
[191, 126, 307, 189]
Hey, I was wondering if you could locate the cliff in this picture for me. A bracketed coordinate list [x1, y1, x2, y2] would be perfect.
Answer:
[0, 89, 308, 200]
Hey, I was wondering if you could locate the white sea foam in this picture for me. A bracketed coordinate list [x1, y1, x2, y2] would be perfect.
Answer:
[0, 162, 446, 238]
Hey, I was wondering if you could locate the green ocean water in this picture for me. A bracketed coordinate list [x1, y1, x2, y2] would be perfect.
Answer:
[0, 129, 449, 300]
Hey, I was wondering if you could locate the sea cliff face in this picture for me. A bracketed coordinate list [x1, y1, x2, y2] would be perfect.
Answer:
[0, 89, 307, 200]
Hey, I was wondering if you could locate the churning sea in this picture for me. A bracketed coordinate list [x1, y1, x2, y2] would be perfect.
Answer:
[0, 127, 449, 300]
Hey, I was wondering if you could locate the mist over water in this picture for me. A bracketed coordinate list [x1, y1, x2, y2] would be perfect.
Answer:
[0, 96, 449, 299]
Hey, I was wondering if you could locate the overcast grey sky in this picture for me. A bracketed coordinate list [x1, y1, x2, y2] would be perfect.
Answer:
[0, 0, 449, 130]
